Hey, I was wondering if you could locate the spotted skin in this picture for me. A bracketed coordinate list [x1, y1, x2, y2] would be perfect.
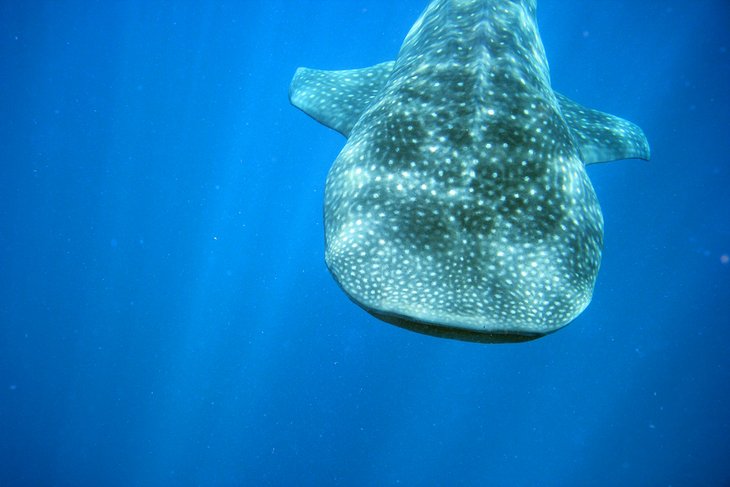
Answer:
[289, 0, 649, 342]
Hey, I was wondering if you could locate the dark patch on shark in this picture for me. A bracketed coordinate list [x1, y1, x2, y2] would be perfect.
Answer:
[289, 0, 650, 343]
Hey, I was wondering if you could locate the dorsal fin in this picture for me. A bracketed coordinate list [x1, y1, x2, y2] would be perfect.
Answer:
[556, 92, 651, 164]
[289, 61, 395, 137]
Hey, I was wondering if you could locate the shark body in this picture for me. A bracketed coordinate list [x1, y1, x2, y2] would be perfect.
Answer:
[289, 0, 649, 343]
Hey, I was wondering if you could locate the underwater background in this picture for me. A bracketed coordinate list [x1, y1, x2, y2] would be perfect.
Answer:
[1, 0, 729, 485]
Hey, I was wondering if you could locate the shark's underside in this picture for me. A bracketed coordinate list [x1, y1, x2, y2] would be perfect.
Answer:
[289, 0, 649, 343]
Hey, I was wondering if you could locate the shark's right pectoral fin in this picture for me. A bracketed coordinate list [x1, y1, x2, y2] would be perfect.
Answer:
[556, 92, 651, 165]
[289, 61, 395, 138]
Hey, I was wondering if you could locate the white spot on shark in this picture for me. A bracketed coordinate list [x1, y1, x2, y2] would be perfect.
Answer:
[289, 0, 650, 343]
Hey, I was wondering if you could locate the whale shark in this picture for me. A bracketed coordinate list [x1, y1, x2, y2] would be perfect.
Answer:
[289, 0, 649, 343]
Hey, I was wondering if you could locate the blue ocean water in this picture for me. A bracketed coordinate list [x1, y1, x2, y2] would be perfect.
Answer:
[1, 0, 729, 485]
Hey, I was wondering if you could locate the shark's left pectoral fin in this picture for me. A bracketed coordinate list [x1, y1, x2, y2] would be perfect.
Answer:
[289, 61, 395, 137]
[556, 92, 650, 164]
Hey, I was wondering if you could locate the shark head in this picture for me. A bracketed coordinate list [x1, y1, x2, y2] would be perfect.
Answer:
[289, 0, 649, 343]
